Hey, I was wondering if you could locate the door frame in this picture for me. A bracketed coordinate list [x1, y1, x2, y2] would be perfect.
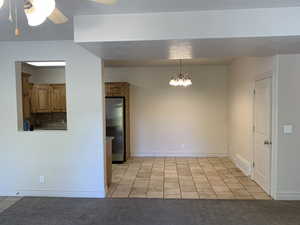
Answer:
[251, 58, 279, 199]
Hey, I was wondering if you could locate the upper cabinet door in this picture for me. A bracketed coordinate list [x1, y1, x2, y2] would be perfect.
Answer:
[51, 84, 66, 112]
[105, 82, 129, 96]
[32, 85, 52, 113]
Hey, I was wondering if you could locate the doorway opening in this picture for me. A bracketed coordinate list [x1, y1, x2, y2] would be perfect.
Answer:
[102, 58, 275, 200]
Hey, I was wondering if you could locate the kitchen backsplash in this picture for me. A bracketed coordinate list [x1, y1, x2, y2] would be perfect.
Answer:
[31, 112, 67, 130]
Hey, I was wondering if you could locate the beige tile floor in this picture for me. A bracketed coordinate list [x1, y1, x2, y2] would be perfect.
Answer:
[0, 197, 22, 214]
[107, 157, 272, 200]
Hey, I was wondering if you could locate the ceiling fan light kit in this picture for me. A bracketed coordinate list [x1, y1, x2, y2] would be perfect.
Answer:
[24, 0, 55, 26]
[0, 0, 117, 36]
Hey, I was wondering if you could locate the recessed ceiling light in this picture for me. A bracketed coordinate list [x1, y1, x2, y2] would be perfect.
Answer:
[26, 61, 66, 67]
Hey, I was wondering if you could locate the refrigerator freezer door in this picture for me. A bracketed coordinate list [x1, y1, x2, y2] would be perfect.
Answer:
[105, 97, 125, 163]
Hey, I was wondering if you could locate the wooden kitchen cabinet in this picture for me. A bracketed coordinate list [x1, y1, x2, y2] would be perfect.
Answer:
[51, 84, 66, 112]
[31, 84, 66, 113]
[31, 85, 52, 113]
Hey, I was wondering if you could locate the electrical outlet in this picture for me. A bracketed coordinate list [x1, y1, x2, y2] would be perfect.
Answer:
[39, 176, 45, 184]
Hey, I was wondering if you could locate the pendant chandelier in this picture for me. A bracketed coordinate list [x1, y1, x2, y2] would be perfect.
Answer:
[169, 59, 192, 87]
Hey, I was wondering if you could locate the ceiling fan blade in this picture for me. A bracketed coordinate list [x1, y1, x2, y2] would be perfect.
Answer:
[48, 8, 68, 24]
[90, 0, 117, 5]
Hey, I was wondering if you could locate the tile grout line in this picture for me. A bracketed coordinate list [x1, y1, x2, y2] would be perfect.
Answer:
[218, 159, 237, 199]
[176, 157, 182, 199]
[188, 159, 199, 199]
[199, 158, 218, 199]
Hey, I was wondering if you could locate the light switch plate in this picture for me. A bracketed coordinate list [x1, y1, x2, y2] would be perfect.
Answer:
[283, 125, 293, 134]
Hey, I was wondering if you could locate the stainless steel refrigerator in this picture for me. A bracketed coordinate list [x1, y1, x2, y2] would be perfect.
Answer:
[105, 97, 126, 163]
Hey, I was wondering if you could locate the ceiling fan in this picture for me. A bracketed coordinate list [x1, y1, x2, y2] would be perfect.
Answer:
[0, 0, 117, 36]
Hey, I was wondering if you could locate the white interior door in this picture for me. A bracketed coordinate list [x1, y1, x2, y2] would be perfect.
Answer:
[253, 77, 272, 194]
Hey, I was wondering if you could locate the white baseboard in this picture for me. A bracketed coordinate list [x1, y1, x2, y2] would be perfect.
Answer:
[231, 154, 251, 176]
[0, 189, 105, 198]
[132, 152, 228, 157]
[276, 192, 300, 200]
[0, 191, 18, 197]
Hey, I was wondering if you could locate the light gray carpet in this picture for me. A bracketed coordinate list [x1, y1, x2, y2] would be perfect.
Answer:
[0, 197, 300, 225]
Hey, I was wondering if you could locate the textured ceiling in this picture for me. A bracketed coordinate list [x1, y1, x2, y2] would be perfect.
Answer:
[1, 0, 300, 41]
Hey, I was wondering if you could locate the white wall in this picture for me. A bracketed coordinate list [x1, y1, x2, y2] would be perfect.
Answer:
[276, 55, 300, 200]
[0, 41, 105, 198]
[75, 7, 300, 42]
[104, 65, 228, 157]
[227, 57, 274, 175]
[22, 64, 66, 84]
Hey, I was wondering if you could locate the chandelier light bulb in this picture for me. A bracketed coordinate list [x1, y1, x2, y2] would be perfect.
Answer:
[169, 79, 176, 86]
[178, 79, 184, 86]
[186, 79, 192, 86]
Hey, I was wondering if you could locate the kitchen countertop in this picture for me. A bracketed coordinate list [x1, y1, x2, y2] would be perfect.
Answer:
[106, 136, 114, 141]
[34, 122, 67, 131]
